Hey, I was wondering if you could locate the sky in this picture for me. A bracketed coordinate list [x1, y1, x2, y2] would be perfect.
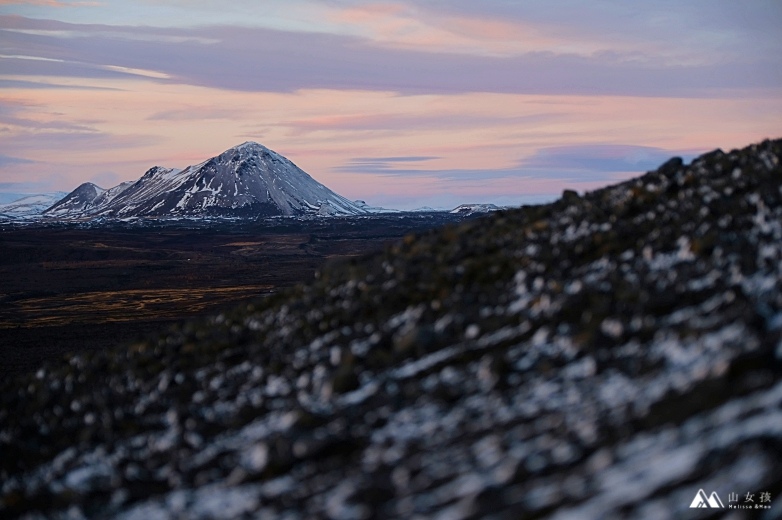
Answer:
[0, 1, 780, 209]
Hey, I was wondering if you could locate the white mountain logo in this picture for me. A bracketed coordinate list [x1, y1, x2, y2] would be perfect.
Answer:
[689, 489, 725, 508]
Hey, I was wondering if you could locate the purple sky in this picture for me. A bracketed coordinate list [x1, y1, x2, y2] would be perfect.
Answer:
[1, 1, 780, 209]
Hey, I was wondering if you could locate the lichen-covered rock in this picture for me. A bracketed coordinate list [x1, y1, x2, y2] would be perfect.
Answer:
[2, 139, 782, 519]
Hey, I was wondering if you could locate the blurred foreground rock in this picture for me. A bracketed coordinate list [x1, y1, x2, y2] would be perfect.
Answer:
[2, 139, 782, 519]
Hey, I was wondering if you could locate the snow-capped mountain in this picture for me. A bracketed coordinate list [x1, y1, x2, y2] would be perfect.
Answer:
[45, 142, 367, 219]
[449, 203, 501, 215]
[0, 192, 68, 219]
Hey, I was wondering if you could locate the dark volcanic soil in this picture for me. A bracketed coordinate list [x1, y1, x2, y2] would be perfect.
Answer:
[0, 214, 468, 377]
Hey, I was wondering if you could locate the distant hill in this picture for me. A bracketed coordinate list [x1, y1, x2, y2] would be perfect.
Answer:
[449, 203, 501, 215]
[3, 138, 781, 518]
[0, 192, 67, 219]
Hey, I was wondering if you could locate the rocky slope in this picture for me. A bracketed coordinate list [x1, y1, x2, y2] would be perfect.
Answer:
[2, 139, 781, 519]
[44, 142, 367, 219]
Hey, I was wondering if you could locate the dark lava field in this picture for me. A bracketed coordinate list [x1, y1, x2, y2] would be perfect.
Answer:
[0, 213, 466, 377]
[2, 139, 782, 519]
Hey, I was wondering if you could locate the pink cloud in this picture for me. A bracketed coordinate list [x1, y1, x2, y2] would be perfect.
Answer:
[1, 47, 779, 208]
[327, 2, 571, 57]
[286, 114, 390, 130]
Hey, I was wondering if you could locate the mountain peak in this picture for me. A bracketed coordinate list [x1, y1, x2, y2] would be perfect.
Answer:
[229, 141, 273, 156]
[43, 182, 105, 216]
[215, 142, 280, 165]
[235, 141, 266, 150]
[141, 166, 175, 179]
[75, 182, 103, 192]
